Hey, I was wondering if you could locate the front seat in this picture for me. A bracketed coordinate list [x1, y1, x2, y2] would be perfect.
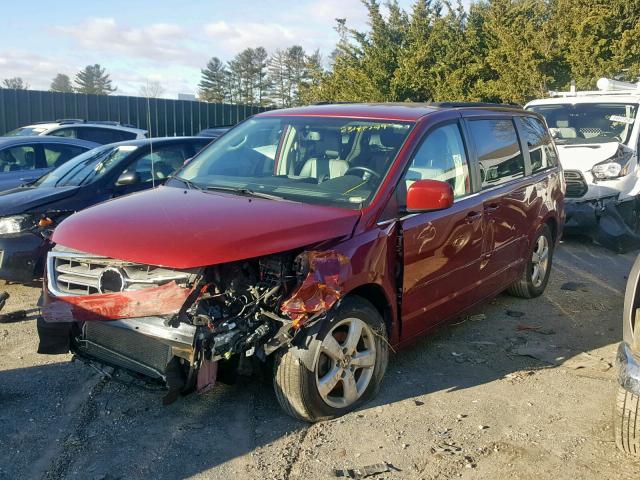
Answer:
[299, 130, 348, 181]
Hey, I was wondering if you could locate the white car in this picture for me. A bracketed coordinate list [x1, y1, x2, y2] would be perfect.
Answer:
[5, 119, 147, 145]
[526, 78, 640, 251]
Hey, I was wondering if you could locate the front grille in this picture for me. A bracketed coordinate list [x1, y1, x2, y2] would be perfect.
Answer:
[564, 169, 588, 198]
[78, 321, 172, 379]
[48, 251, 192, 296]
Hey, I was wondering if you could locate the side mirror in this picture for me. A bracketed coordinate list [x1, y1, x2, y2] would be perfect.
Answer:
[116, 171, 140, 186]
[406, 179, 454, 212]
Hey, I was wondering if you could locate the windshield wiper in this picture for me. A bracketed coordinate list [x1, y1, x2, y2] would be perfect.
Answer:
[204, 185, 284, 201]
[168, 175, 203, 190]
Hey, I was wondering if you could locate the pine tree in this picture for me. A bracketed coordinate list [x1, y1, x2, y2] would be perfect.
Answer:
[50, 73, 74, 93]
[74, 64, 117, 95]
[198, 57, 228, 102]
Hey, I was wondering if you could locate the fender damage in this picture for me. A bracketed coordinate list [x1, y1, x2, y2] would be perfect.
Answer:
[37, 250, 352, 398]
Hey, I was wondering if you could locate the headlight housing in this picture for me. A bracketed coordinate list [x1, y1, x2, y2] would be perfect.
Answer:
[592, 146, 635, 180]
[0, 214, 35, 234]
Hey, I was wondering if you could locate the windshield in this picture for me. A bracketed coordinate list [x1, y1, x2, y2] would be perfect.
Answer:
[176, 116, 413, 208]
[36, 144, 136, 187]
[528, 103, 638, 145]
[5, 126, 48, 136]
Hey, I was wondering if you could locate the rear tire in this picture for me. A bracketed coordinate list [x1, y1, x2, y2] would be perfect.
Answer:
[507, 224, 553, 298]
[273, 296, 388, 422]
[614, 386, 640, 455]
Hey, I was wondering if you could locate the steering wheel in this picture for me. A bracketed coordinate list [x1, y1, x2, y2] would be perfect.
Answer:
[345, 166, 381, 179]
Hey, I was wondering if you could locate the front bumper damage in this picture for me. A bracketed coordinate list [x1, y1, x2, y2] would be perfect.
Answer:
[37, 250, 351, 400]
[564, 196, 640, 253]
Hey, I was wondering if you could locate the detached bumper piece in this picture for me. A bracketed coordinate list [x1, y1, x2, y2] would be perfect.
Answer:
[0, 232, 48, 283]
[617, 342, 640, 397]
[565, 198, 640, 253]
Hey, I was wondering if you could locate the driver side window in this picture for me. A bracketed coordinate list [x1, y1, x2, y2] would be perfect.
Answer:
[404, 123, 471, 199]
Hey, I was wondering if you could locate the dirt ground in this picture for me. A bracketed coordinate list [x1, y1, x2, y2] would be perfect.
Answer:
[2, 238, 640, 480]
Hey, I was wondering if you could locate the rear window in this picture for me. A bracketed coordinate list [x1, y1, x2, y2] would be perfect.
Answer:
[520, 116, 558, 173]
[77, 127, 136, 144]
[468, 119, 525, 189]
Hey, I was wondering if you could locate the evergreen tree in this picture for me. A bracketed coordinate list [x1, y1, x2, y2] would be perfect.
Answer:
[199, 57, 228, 102]
[50, 73, 74, 93]
[74, 64, 117, 95]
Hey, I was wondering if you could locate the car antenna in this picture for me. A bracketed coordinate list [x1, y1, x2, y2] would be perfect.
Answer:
[146, 91, 156, 188]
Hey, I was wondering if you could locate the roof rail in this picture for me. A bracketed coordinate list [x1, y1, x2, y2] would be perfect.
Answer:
[429, 101, 523, 109]
[55, 118, 85, 124]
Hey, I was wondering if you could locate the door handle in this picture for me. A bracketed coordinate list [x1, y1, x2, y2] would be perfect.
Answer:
[484, 203, 500, 213]
[465, 211, 482, 223]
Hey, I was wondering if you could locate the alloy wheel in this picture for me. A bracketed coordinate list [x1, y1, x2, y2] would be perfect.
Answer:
[315, 317, 377, 409]
[531, 235, 550, 288]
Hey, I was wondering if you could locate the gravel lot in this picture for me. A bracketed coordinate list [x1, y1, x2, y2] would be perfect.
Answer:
[2, 238, 640, 479]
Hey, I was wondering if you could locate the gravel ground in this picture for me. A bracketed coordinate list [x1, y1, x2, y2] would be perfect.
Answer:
[1, 238, 640, 479]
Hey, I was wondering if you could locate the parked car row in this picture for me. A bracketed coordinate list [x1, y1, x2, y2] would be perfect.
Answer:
[0, 136, 211, 282]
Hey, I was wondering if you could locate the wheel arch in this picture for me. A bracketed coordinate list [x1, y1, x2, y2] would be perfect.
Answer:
[345, 282, 395, 341]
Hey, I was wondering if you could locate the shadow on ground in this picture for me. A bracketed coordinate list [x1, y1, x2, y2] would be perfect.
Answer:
[0, 238, 634, 479]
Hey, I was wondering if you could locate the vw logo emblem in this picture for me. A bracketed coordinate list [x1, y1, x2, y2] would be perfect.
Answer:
[98, 267, 126, 294]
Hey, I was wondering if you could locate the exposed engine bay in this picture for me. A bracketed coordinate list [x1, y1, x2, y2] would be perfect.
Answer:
[39, 247, 351, 400]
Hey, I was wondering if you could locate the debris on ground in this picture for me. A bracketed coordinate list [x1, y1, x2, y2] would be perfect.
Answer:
[560, 282, 589, 292]
[562, 352, 612, 372]
[0, 291, 9, 311]
[516, 324, 555, 335]
[510, 341, 574, 365]
[0, 309, 27, 323]
[506, 310, 525, 318]
[432, 443, 463, 455]
[333, 463, 397, 479]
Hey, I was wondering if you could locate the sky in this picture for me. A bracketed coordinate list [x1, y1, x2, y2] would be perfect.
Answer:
[0, 0, 470, 98]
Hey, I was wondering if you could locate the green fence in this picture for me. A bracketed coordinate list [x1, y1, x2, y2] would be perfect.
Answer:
[0, 88, 268, 136]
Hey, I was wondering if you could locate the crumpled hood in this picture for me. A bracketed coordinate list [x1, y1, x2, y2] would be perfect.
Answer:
[557, 142, 627, 172]
[52, 185, 361, 269]
[0, 186, 80, 216]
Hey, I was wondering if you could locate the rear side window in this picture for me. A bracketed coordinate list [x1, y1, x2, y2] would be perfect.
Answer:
[77, 127, 136, 144]
[0, 145, 38, 172]
[469, 119, 524, 189]
[43, 144, 88, 168]
[49, 127, 77, 138]
[520, 116, 558, 173]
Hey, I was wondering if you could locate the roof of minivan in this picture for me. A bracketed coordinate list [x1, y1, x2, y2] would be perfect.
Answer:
[258, 102, 525, 122]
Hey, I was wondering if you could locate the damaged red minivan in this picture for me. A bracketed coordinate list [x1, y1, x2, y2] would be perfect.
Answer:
[38, 103, 564, 422]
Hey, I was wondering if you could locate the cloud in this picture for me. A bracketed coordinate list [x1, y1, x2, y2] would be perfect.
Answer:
[0, 50, 61, 88]
[203, 21, 305, 54]
[53, 17, 200, 65]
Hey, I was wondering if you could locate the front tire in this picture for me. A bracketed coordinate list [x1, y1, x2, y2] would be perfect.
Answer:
[615, 386, 640, 455]
[507, 224, 553, 298]
[273, 296, 388, 422]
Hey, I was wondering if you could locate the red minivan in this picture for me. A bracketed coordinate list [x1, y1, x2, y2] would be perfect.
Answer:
[38, 103, 564, 421]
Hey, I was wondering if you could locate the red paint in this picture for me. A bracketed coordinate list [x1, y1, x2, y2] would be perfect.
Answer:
[52, 186, 360, 269]
[406, 180, 454, 212]
[42, 281, 191, 322]
[46, 105, 564, 350]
